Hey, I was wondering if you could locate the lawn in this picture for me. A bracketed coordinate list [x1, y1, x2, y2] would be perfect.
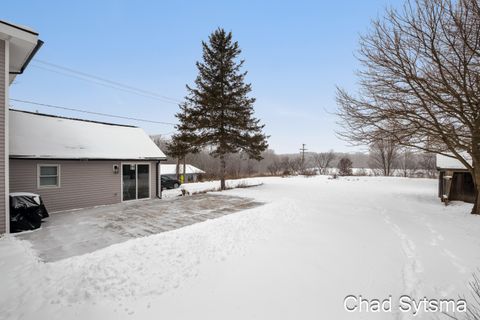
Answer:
[1, 176, 478, 320]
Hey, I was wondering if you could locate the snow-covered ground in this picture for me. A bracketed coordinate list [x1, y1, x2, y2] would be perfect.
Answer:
[1, 176, 479, 320]
[162, 177, 264, 198]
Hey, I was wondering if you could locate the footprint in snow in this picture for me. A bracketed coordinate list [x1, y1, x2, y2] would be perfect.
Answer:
[443, 249, 467, 274]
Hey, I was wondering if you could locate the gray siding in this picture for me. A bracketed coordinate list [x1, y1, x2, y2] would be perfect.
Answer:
[0, 41, 6, 233]
[10, 159, 158, 213]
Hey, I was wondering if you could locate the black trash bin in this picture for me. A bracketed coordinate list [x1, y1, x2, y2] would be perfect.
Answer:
[9, 192, 49, 233]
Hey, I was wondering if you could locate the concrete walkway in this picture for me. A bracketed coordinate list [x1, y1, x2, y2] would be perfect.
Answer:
[16, 194, 262, 262]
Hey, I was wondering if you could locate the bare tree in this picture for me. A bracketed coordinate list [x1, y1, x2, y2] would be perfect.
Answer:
[338, 157, 353, 176]
[151, 135, 169, 151]
[397, 148, 418, 177]
[368, 138, 399, 176]
[288, 157, 304, 175]
[312, 150, 336, 175]
[446, 272, 479, 319]
[267, 159, 283, 176]
[279, 156, 292, 175]
[418, 153, 437, 179]
[336, 0, 480, 214]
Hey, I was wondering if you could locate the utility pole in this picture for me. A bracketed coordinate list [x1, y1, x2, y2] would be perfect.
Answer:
[300, 143, 307, 164]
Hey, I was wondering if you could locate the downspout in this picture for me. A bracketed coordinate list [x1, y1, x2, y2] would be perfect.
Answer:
[156, 159, 167, 199]
[156, 160, 161, 199]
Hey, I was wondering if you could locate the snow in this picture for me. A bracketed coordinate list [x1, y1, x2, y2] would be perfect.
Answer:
[9, 110, 166, 160]
[162, 178, 263, 198]
[15, 194, 262, 262]
[1, 176, 479, 319]
[160, 164, 205, 175]
[10, 192, 41, 205]
[9, 192, 40, 197]
[436, 154, 471, 170]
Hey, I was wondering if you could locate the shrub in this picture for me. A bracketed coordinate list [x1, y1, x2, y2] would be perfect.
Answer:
[337, 157, 353, 176]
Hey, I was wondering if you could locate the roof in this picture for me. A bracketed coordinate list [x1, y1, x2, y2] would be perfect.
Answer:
[9, 110, 166, 160]
[161, 164, 205, 175]
[0, 20, 39, 36]
[0, 20, 43, 83]
[436, 154, 471, 170]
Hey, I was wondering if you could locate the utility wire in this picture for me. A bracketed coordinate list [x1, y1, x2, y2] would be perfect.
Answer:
[30, 64, 180, 105]
[10, 98, 177, 126]
[31, 59, 183, 104]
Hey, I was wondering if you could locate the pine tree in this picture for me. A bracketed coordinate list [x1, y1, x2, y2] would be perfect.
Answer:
[338, 157, 353, 176]
[173, 28, 268, 190]
[166, 134, 190, 181]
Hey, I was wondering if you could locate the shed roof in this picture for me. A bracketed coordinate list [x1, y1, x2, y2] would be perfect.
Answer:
[9, 110, 166, 160]
[161, 164, 205, 175]
[436, 154, 471, 170]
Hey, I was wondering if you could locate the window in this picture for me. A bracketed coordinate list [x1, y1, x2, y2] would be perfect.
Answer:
[38, 165, 60, 188]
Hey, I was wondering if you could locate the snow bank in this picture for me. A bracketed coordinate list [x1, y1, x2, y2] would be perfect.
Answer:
[162, 178, 264, 198]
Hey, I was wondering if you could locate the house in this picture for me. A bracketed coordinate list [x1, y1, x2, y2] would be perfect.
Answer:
[9, 110, 166, 213]
[161, 164, 205, 182]
[0, 20, 43, 233]
[436, 154, 474, 203]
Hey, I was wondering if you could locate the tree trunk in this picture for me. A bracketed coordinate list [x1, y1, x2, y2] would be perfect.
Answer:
[182, 157, 187, 184]
[472, 166, 480, 215]
[220, 154, 226, 190]
[176, 158, 180, 180]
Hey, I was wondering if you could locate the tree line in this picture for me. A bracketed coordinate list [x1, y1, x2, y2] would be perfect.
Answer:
[153, 135, 436, 179]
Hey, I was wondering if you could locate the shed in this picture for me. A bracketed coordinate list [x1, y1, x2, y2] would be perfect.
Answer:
[161, 164, 205, 182]
[436, 154, 474, 203]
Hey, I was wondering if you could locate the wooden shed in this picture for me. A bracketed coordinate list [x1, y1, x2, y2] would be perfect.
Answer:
[436, 154, 475, 203]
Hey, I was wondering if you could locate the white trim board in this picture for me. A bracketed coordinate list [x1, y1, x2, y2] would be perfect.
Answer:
[4, 39, 9, 234]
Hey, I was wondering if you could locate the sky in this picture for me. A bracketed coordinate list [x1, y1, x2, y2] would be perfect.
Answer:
[4, 0, 402, 154]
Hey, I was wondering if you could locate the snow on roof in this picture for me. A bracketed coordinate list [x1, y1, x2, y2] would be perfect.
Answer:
[9, 110, 166, 160]
[161, 164, 205, 175]
[436, 153, 471, 170]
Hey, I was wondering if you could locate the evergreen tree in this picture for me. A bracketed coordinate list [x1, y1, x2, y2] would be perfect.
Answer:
[166, 133, 191, 181]
[338, 157, 353, 176]
[173, 28, 268, 190]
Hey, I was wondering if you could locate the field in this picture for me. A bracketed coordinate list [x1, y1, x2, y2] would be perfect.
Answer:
[1, 176, 479, 320]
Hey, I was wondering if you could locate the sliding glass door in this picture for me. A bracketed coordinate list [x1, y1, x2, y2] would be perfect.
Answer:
[122, 164, 137, 201]
[137, 164, 150, 199]
[122, 164, 150, 201]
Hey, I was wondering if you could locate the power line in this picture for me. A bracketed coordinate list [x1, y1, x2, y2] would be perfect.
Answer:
[10, 98, 177, 126]
[31, 59, 183, 104]
[33, 59, 182, 103]
[30, 64, 180, 105]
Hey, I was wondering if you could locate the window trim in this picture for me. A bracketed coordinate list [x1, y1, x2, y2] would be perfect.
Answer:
[37, 164, 61, 189]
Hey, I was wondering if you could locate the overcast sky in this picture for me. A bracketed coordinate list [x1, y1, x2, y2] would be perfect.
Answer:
[5, 0, 402, 154]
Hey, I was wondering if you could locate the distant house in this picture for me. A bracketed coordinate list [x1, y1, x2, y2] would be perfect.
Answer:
[161, 164, 205, 182]
[0, 20, 43, 233]
[436, 154, 474, 203]
[10, 110, 166, 212]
